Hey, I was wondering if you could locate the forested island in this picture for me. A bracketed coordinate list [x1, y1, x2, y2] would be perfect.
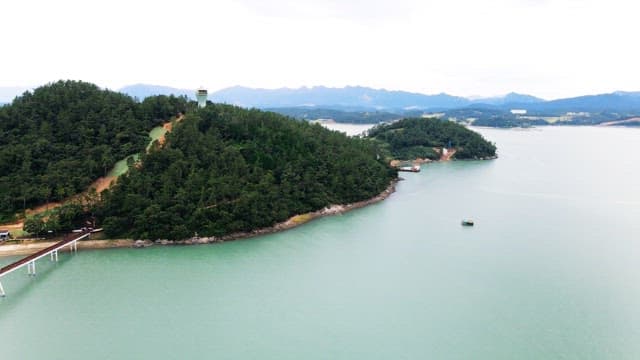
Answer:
[367, 118, 497, 161]
[0, 81, 396, 240]
[1, 81, 498, 243]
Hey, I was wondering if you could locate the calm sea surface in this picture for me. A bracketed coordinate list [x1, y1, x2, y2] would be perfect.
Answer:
[1, 126, 640, 359]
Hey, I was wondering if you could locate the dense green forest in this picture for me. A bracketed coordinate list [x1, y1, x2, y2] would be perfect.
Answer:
[367, 118, 497, 160]
[0, 81, 187, 222]
[2, 81, 498, 240]
[97, 104, 396, 240]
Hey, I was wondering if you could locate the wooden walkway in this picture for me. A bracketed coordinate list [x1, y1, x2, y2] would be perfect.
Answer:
[0, 231, 90, 296]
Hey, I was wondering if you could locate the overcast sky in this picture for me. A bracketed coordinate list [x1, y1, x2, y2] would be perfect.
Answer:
[2, 0, 639, 99]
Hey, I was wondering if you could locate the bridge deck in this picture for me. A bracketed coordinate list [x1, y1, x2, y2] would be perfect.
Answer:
[0, 231, 89, 278]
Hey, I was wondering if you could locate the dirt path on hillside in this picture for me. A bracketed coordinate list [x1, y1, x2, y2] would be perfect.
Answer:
[91, 175, 117, 193]
[1, 115, 184, 232]
[157, 114, 184, 146]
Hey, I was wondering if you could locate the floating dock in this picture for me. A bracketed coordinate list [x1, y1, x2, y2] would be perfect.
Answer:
[398, 165, 421, 172]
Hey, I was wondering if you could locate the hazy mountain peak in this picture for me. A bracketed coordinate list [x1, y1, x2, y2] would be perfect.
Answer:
[113, 84, 640, 113]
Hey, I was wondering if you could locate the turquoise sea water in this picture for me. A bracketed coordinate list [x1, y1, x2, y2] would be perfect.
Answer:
[1, 126, 639, 359]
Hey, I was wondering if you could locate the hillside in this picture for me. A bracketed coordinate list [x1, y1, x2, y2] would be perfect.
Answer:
[367, 118, 497, 160]
[97, 104, 397, 240]
[0, 81, 187, 223]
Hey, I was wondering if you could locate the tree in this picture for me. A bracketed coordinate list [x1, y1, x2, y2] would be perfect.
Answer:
[24, 215, 46, 235]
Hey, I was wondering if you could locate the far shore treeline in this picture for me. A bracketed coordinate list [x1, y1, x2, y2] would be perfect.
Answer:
[0, 80, 495, 240]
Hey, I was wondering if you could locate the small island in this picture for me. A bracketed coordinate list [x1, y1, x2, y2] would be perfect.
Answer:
[367, 117, 497, 162]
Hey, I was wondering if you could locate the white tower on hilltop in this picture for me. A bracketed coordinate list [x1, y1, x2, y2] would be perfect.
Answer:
[196, 87, 208, 108]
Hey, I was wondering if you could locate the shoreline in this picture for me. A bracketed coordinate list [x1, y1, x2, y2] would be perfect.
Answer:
[0, 179, 398, 258]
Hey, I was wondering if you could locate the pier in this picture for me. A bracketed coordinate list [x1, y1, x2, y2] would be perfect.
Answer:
[0, 231, 90, 297]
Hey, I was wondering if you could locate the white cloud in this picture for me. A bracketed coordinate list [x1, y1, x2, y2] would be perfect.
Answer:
[236, 0, 415, 22]
[1, 0, 639, 99]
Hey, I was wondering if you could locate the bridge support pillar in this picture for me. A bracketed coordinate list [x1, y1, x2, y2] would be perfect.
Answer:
[27, 261, 36, 276]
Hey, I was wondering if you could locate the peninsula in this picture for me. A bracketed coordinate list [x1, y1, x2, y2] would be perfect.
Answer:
[0, 80, 496, 249]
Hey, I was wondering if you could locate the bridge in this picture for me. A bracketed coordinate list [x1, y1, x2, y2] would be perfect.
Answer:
[0, 231, 90, 297]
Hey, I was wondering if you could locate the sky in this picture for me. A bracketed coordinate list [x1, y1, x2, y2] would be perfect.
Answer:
[2, 0, 639, 99]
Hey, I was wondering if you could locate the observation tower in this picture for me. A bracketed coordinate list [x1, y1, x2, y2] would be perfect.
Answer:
[196, 87, 208, 108]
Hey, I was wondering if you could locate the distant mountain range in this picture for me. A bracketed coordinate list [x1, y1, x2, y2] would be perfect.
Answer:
[118, 84, 544, 110]
[117, 84, 640, 114]
[523, 93, 640, 113]
[5, 84, 640, 116]
[211, 85, 475, 110]
[469, 92, 544, 106]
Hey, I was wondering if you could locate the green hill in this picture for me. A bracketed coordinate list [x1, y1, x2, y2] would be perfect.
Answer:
[367, 118, 497, 160]
[3, 82, 495, 241]
[0, 80, 187, 222]
[97, 104, 397, 240]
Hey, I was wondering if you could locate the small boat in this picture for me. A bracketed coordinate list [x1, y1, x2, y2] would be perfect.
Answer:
[461, 219, 474, 226]
[398, 165, 421, 172]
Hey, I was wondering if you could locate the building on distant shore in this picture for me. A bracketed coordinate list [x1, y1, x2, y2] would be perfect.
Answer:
[510, 109, 527, 115]
[196, 88, 208, 108]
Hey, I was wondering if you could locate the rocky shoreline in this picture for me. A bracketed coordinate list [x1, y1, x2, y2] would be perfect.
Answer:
[133, 178, 398, 247]
[0, 180, 398, 257]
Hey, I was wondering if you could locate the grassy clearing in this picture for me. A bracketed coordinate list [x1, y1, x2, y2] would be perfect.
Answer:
[107, 154, 140, 178]
[147, 126, 168, 151]
[149, 125, 168, 141]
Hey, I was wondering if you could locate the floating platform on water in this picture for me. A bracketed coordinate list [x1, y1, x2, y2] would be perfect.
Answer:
[398, 165, 421, 173]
